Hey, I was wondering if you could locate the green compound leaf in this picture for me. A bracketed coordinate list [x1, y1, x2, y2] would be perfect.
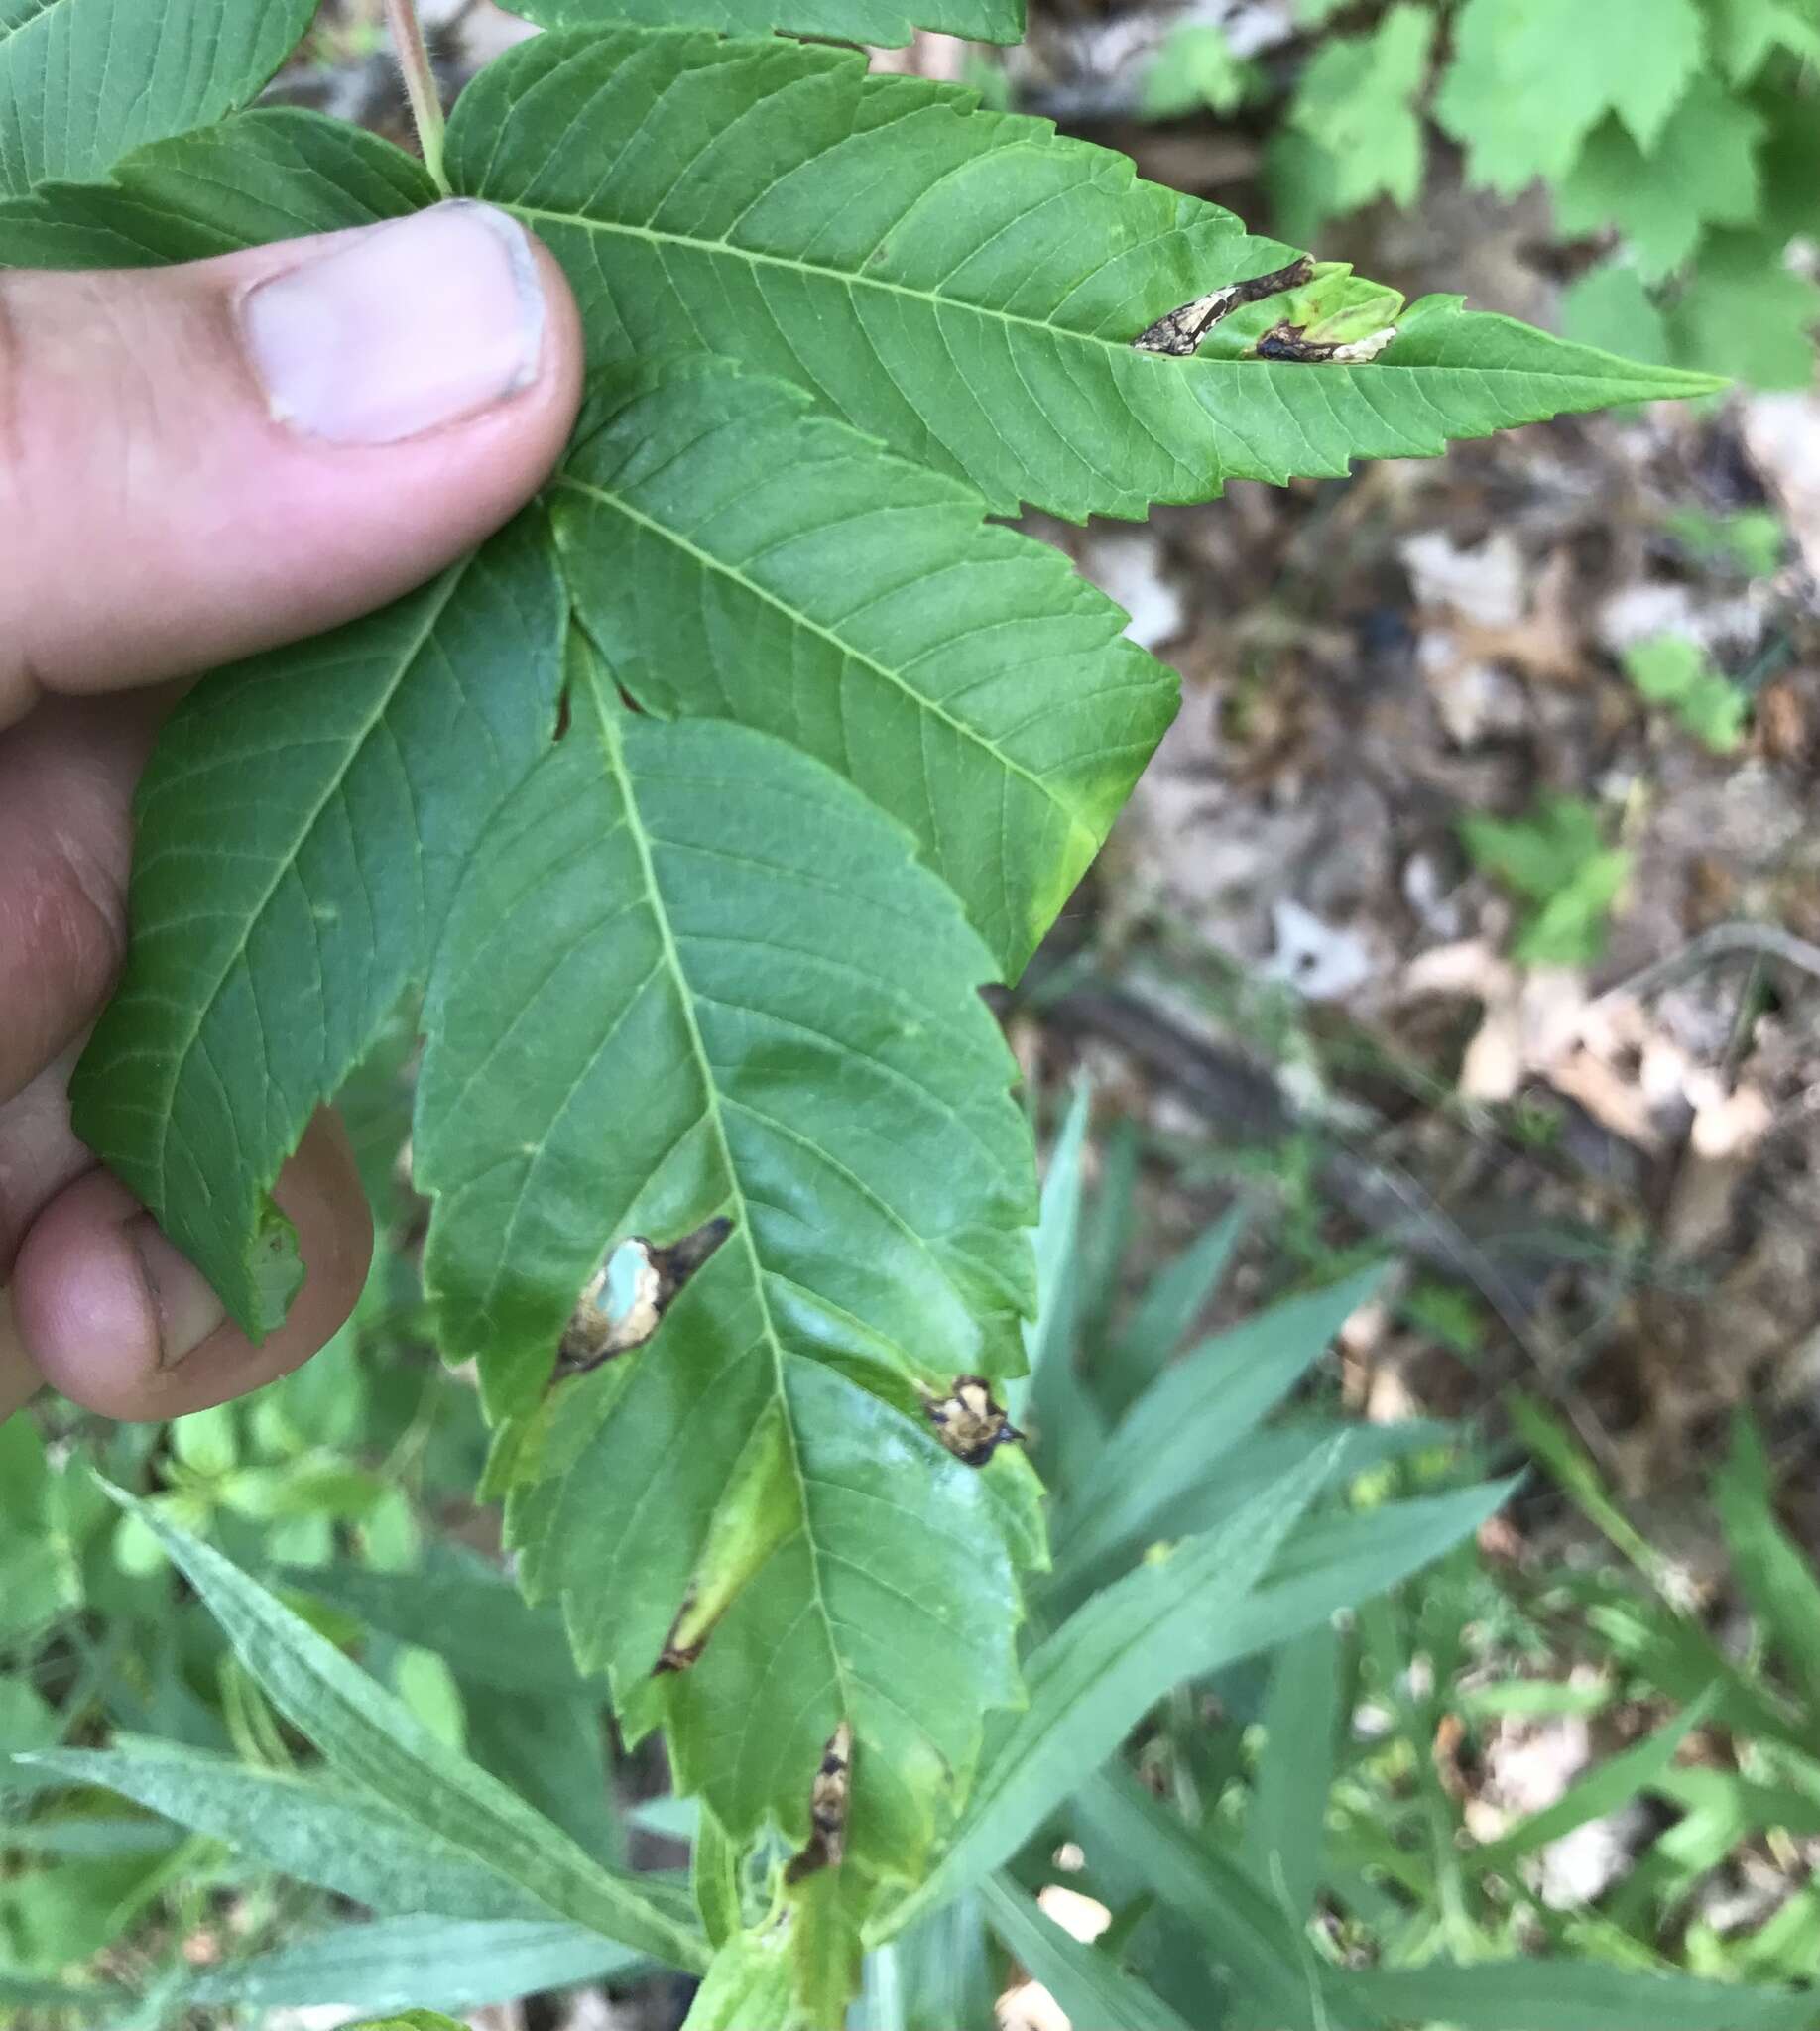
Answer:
[448, 28, 1721, 523]
[72, 519, 565, 1335]
[0, 0, 314, 197]
[503, 0, 1023, 50]
[416, 670, 1035, 1879]
[552, 357, 1177, 977]
[1435, 0, 1707, 192]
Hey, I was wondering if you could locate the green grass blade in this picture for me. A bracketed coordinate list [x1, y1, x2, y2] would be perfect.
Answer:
[1059, 1268, 1382, 1571]
[99, 1486, 706, 1971]
[1100, 1204, 1249, 1418]
[1715, 1413, 1820, 1713]
[184, 1918, 643, 2016]
[978, 1873, 1196, 2031]
[1239, 1623, 1342, 1922]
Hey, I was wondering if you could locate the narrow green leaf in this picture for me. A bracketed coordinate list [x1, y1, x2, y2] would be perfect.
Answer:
[0, 1976, 130, 2013]
[343, 2015, 465, 2031]
[1061, 1268, 1382, 1572]
[1101, 1203, 1248, 1417]
[1073, 1768, 1363, 2029]
[0, 1417, 50, 1524]
[1018, 1081, 1102, 1484]
[0, 0, 315, 196]
[683, 1929, 800, 2031]
[462, 1683, 619, 1863]
[1240, 1623, 1341, 1922]
[1027, 1081, 1093, 1384]
[693, 1803, 743, 1951]
[978, 1873, 1195, 2031]
[1716, 1413, 1820, 1712]
[1508, 1392, 1665, 1580]
[1232, 1482, 1517, 1650]
[1155, 1418, 1457, 1549]
[72, 517, 565, 1334]
[502, 0, 1023, 49]
[1561, 1571, 1809, 1758]
[553, 358, 1175, 976]
[877, 1891, 999, 2031]
[184, 1917, 643, 2016]
[1653, 1766, 1820, 1845]
[788, 1867, 868, 2025]
[1347, 1958, 1820, 2031]
[276, 1555, 587, 1696]
[1469, 1692, 1715, 1874]
[886, 1445, 1337, 1933]
[15, 1746, 545, 1921]
[853, 1941, 910, 2031]
[448, 29, 1722, 523]
[419, 675, 1034, 1878]
[0, 107, 433, 271]
[102, 1486, 706, 1971]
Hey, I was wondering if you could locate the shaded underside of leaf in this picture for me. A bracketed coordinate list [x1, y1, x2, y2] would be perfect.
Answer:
[0, 107, 434, 270]
[448, 28, 1722, 522]
[553, 357, 1177, 976]
[417, 677, 1036, 1876]
[501, 0, 1024, 50]
[71, 517, 565, 1333]
[0, 0, 315, 197]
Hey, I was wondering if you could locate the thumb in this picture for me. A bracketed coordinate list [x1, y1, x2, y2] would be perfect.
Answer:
[0, 200, 583, 726]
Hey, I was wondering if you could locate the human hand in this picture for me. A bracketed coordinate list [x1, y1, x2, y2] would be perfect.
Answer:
[0, 201, 583, 1423]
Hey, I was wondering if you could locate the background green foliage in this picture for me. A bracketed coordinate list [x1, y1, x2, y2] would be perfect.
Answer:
[1245, 0, 1820, 387]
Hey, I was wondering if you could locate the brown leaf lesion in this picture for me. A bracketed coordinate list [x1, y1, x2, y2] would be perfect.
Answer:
[555, 1215, 733, 1376]
[1253, 318, 1400, 366]
[1132, 256, 1315, 358]
[923, 1375, 1025, 1467]
[786, 1721, 854, 1883]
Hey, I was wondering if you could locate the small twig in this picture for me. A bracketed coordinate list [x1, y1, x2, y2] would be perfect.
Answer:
[1596, 919, 1820, 1009]
[383, 0, 449, 194]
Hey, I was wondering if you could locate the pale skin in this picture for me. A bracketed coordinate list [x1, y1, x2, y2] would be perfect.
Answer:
[0, 206, 585, 1423]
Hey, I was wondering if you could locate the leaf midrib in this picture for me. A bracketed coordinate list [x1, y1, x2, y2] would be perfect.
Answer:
[592, 692, 856, 1750]
[500, 197, 1676, 388]
[554, 470, 1101, 844]
[142, 561, 467, 1209]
